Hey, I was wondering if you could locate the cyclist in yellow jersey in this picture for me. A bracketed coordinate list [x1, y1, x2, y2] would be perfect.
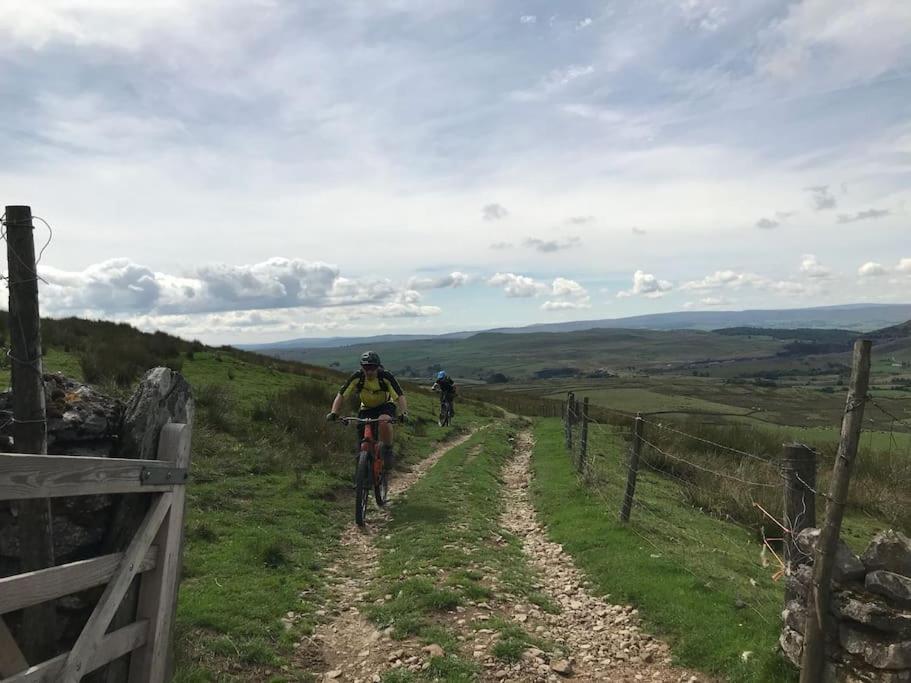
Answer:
[326, 351, 409, 469]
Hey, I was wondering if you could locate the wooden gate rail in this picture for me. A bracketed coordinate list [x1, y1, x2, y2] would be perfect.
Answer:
[0, 423, 192, 683]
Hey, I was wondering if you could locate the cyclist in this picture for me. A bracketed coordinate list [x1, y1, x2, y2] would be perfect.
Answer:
[326, 351, 408, 470]
[431, 370, 457, 420]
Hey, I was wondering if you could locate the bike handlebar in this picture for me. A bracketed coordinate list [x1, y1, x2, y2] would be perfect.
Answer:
[339, 416, 395, 425]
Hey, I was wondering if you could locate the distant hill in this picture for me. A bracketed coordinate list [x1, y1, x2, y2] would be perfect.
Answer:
[241, 304, 911, 353]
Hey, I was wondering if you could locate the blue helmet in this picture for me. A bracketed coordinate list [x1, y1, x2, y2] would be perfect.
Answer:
[436, 370, 447, 380]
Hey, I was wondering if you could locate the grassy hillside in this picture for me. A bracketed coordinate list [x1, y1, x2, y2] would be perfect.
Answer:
[1, 316, 501, 680]
[272, 328, 788, 380]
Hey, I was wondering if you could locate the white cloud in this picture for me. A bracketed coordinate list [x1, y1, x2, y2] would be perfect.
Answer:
[799, 254, 831, 279]
[897, 258, 911, 274]
[682, 270, 765, 291]
[699, 296, 731, 307]
[541, 300, 589, 311]
[631, 227, 647, 236]
[757, 1, 911, 84]
[487, 272, 547, 298]
[858, 262, 888, 278]
[519, 15, 536, 24]
[512, 64, 595, 101]
[407, 271, 469, 290]
[617, 270, 673, 298]
[37, 256, 432, 318]
[576, 17, 592, 30]
[543, 277, 590, 311]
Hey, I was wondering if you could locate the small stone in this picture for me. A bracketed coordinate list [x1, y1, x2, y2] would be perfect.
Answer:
[495, 671, 508, 679]
[551, 659, 573, 676]
[326, 671, 342, 680]
[422, 644, 445, 658]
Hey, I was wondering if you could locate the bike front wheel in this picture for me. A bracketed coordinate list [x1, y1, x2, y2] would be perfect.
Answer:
[354, 451, 370, 527]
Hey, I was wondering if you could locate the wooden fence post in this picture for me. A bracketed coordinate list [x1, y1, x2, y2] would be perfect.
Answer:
[5, 204, 56, 662]
[579, 397, 589, 474]
[565, 392, 575, 454]
[800, 340, 872, 683]
[620, 413, 643, 522]
[781, 443, 816, 595]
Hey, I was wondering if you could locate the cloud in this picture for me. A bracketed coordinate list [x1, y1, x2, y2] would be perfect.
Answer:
[699, 296, 732, 306]
[482, 203, 509, 221]
[566, 215, 595, 225]
[511, 64, 595, 101]
[682, 270, 765, 291]
[631, 227, 647, 236]
[576, 18, 593, 30]
[837, 209, 891, 224]
[898, 258, 911, 274]
[487, 272, 547, 298]
[617, 270, 673, 298]
[407, 271, 469, 290]
[37, 256, 427, 318]
[805, 186, 837, 210]
[799, 254, 831, 279]
[523, 236, 581, 253]
[489, 241, 513, 250]
[519, 15, 536, 24]
[858, 262, 887, 278]
[756, 210, 796, 229]
[542, 277, 591, 311]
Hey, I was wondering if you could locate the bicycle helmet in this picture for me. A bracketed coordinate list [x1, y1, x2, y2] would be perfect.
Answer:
[436, 370, 447, 380]
[360, 351, 381, 366]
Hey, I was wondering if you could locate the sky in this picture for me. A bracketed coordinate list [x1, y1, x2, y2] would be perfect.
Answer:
[1, 0, 910, 344]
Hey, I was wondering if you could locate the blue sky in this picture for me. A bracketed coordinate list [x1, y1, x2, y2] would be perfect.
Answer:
[1, 0, 909, 343]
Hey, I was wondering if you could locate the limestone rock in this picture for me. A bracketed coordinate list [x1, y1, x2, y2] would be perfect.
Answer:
[786, 563, 814, 603]
[120, 367, 194, 461]
[779, 627, 804, 666]
[841, 624, 911, 670]
[867, 572, 911, 608]
[797, 528, 866, 583]
[834, 592, 911, 637]
[551, 659, 573, 676]
[782, 600, 807, 634]
[422, 644, 444, 658]
[863, 531, 911, 578]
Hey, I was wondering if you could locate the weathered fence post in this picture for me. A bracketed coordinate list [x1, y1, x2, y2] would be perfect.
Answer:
[781, 443, 817, 595]
[620, 413, 643, 522]
[5, 204, 57, 662]
[565, 392, 575, 454]
[800, 340, 872, 683]
[579, 397, 589, 474]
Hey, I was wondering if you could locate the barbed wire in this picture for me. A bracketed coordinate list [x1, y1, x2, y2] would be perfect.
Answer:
[639, 437, 779, 488]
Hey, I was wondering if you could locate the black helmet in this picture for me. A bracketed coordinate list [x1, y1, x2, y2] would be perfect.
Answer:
[360, 351, 381, 366]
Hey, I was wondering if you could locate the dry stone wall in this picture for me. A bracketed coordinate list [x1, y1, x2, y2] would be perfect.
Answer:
[781, 528, 911, 682]
[0, 368, 192, 649]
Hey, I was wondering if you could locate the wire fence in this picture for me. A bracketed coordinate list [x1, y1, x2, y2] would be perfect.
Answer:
[555, 389, 903, 631]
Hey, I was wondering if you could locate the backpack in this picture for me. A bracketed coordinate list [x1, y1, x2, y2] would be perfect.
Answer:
[353, 367, 391, 395]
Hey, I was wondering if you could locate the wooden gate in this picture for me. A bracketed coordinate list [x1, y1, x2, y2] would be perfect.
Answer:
[0, 423, 192, 682]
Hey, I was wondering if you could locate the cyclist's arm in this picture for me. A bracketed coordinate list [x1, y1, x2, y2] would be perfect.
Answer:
[396, 393, 409, 416]
[431, 382, 440, 391]
[332, 372, 360, 414]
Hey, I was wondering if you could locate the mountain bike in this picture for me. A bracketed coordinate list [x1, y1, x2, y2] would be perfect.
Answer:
[438, 397, 454, 427]
[340, 416, 390, 526]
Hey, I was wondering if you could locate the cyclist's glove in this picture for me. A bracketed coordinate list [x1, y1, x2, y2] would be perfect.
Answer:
[325, 411, 338, 422]
[398, 412, 408, 424]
